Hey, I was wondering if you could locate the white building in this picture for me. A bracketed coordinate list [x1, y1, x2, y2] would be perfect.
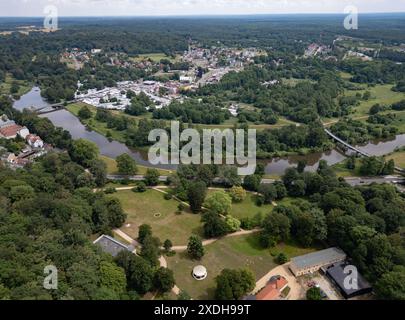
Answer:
[26, 134, 44, 149]
[18, 127, 30, 139]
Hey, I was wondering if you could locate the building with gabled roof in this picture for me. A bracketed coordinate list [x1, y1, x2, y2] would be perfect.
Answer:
[93, 235, 135, 257]
[290, 247, 347, 277]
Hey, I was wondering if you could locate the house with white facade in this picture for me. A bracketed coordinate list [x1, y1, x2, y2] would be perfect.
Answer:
[26, 134, 44, 148]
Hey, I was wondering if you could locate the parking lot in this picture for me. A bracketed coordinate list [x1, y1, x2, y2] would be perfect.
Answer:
[302, 273, 343, 300]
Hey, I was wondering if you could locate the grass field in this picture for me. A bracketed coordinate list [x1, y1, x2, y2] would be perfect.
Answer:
[332, 159, 362, 177]
[0, 74, 31, 96]
[198, 116, 297, 131]
[67, 102, 127, 143]
[130, 53, 179, 63]
[207, 191, 273, 220]
[347, 84, 405, 117]
[100, 155, 173, 176]
[114, 189, 203, 245]
[386, 150, 405, 168]
[167, 234, 317, 299]
[282, 78, 316, 87]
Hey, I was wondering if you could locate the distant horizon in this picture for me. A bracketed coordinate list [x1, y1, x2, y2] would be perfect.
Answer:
[1, 0, 405, 17]
[1, 11, 405, 19]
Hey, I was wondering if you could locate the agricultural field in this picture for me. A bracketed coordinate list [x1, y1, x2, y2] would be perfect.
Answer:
[167, 234, 316, 299]
[114, 189, 204, 246]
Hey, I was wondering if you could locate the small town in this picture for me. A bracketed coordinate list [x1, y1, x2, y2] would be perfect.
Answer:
[72, 44, 263, 111]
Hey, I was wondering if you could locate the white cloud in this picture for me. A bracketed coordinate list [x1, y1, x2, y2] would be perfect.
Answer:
[1, 0, 404, 16]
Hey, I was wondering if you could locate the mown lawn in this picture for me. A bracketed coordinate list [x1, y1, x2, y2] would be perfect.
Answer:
[113, 189, 203, 246]
[206, 189, 273, 220]
[167, 234, 317, 300]
[228, 193, 273, 220]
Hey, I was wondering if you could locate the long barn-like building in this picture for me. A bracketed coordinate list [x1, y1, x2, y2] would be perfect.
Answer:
[289, 247, 347, 277]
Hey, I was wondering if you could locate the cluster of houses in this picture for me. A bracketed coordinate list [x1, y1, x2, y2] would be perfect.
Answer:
[75, 79, 182, 110]
[0, 115, 48, 168]
[304, 43, 332, 58]
[74, 44, 264, 112]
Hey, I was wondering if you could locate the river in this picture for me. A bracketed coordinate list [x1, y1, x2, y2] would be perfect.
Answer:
[13, 87, 405, 175]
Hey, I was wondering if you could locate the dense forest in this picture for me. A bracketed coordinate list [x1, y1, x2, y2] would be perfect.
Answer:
[0, 99, 175, 300]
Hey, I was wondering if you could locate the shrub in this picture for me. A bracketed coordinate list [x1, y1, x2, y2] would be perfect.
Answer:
[225, 215, 241, 232]
[229, 186, 247, 203]
[104, 187, 117, 194]
[240, 217, 255, 230]
[136, 182, 147, 192]
[276, 253, 288, 265]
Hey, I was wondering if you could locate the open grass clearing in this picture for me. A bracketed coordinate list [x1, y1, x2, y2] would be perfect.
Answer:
[0, 73, 31, 96]
[113, 189, 203, 246]
[386, 150, 405, 168]
[206, 189, 273, 221]
[346, 84, 405, 117]
[130, 53, 179, 63]
[67, 102, 127, 143]
[167, 234, 317, 300]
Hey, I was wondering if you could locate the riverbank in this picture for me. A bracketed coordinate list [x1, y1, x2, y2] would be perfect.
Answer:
[13, 87, 405, 176]
[66, 102, 128, 144]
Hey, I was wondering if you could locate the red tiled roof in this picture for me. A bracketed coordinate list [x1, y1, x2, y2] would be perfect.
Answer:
[256, 276, 288, 300]
[0, 124, 22, 138]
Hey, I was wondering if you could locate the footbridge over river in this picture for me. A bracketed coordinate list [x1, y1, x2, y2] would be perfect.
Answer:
[33, 100, 77, 115]
[324, 128, 404, 173]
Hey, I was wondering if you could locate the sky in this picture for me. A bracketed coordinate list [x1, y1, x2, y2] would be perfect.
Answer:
[0, 0, 404, 17]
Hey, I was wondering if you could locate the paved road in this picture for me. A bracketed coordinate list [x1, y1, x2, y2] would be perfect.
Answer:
[344, 176, 405, 187]
[107, 174, 403, 186]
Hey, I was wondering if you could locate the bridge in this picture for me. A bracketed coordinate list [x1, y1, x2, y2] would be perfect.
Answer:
[324, 128, 404, 173]
[324, 128, 371, 157]
[33, 100, 77, 115]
